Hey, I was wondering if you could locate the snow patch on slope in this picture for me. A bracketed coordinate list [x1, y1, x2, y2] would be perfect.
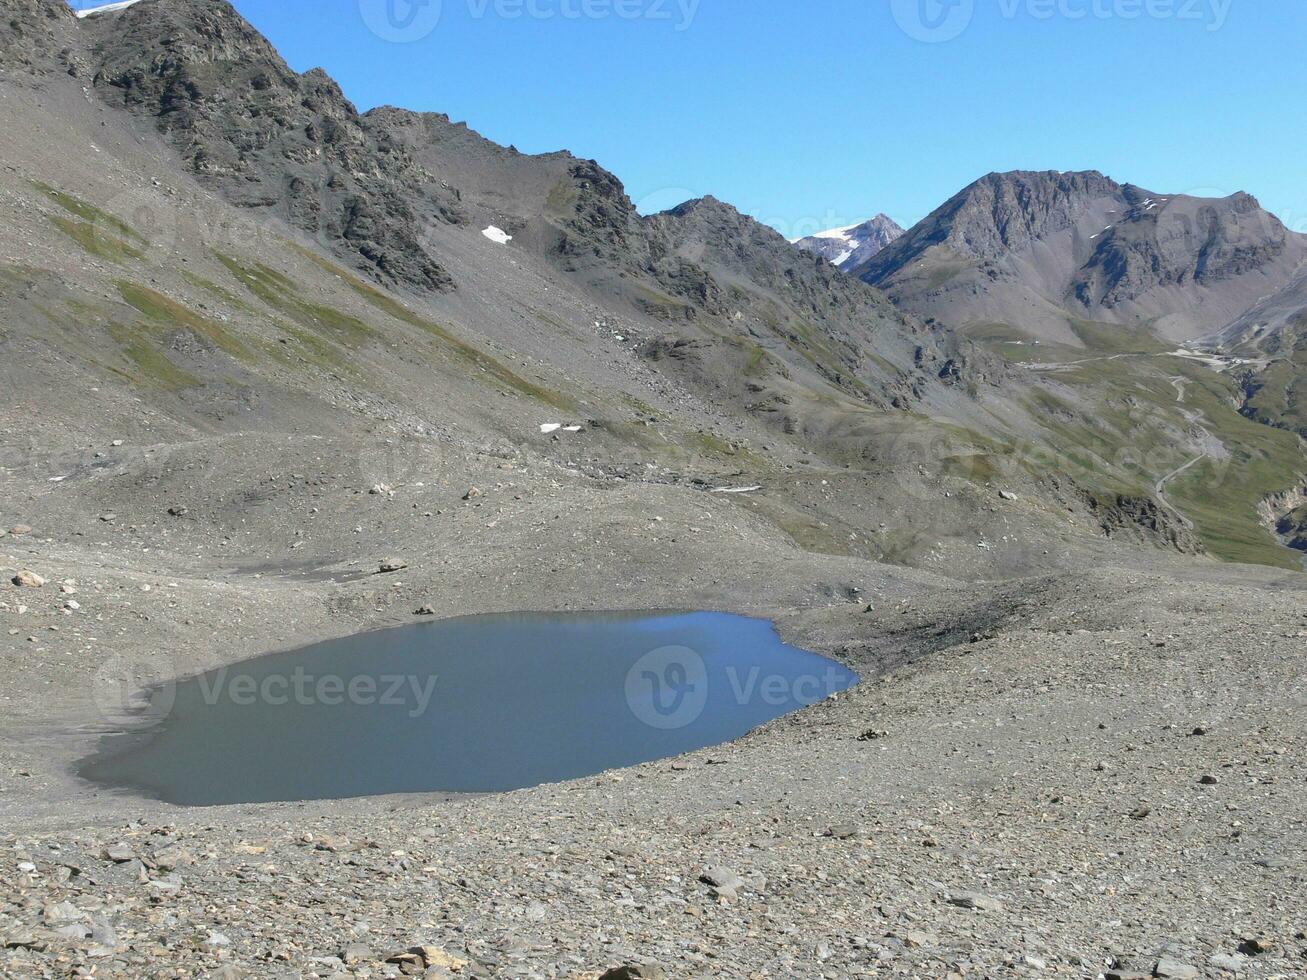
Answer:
[74, 0, 144, 17]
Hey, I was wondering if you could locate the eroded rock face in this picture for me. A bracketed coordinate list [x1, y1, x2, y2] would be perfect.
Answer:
[854, 169, 1307, 342]
[1075, 190, 1294, 308]
[80, 0, 459, 293]
[1088, 492, 1204, 556]
[0, 0, 80, 78]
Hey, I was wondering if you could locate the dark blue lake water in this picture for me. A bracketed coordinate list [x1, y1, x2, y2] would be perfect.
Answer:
[79, 611, 857, 805]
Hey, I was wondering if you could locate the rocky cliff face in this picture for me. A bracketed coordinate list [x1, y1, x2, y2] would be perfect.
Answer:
[76, 0, 460, 292]
[0, 0, 81, 77]
[1073, 190, 1297, 308]
[855, 170, 1307, 343]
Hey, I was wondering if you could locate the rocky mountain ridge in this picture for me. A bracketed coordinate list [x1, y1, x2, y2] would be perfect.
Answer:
[855, 169, 1307, 345]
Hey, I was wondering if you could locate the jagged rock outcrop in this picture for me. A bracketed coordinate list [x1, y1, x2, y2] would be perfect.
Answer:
[74, 0, 459, 292]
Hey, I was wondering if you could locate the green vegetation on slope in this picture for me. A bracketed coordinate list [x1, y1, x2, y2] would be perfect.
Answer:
[33, 182, 147, 244]
[116, 282, 254, 363]
[50, 216, 145, 264]
[287, 243, 574, 410]
[214, 252, 379, 348]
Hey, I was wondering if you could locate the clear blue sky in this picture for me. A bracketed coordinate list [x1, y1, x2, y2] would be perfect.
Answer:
[73, 0, 1307, 237]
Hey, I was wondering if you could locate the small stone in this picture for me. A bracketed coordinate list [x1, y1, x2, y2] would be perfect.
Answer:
[1129, 805, 1151, 820]
[1209, 953, 1246, 973]
[341, 943, 374, 966]
[413, 946, 467, 971]
[167, 505, 188, 517]
[11, 570, 45, 588]
[11, 524, 33, 535]
[99, 513, 117, 522]
[1236, 938, 1271, 956]
[2, 932, 48, 952]
[1254, 855, 1290, 869]
[101, 843, 135, 863]
[700, 866, 746, 891]
[385, 951, 424, 975]
[1198, 774, 1219, 785]
[463, 487, 482, 500]
[999, 490, 1018, 501]
[824, 824, 859, 840]
[1154, 957, 1199, 979]
[42, 901, 84, 924]
[414, 605, 437, 616]
[378, 558, 408, 573]
[902, 930, 936, 949]
[947, 891, 1004, 912]
[599, 967, 666, 980]
[152, 844, 195, 871]
[369, 483, 392, 495]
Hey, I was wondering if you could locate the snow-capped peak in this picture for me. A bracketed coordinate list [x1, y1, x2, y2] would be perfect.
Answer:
[75, 0, 145, 18]
[791, 214, 905, 269]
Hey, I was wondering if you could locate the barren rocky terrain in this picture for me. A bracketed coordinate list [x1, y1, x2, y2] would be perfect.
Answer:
[0, 1, 1305, 978]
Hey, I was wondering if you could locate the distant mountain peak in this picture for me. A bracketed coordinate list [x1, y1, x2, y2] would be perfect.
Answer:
[853, 168, 1307, 344]
[791, 214, 904, 269]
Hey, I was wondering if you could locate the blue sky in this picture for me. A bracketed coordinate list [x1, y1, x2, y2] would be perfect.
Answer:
[73, 0, 1307, 237]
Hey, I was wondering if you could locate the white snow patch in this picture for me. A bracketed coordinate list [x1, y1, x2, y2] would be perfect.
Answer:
[481, 226, 512, 245]
[831, 248, 856, 266]
[539, 423, 562, 434]
[710, 485, 763, 494]
[810, 223, 859, 242]
[75, 0, 143, 17]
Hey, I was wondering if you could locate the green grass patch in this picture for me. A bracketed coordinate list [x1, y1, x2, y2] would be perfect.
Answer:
[1066, 316, 1170, 355]
[106, 322, 201, 390]
[214, 252, 379, 348]
[50, 216, 145, 264]
[180, 270, 258, 313]
[33, 182, 146, 244]
[546, 178, 579, 216]
[285, 244, 573, 409]
[116, 281, 255, 363]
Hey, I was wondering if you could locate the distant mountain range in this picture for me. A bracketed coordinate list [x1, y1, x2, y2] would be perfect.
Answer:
[845, 170, 1307, 346]
[790, 215, 904, 269]
[2, 0, 1303, 567]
